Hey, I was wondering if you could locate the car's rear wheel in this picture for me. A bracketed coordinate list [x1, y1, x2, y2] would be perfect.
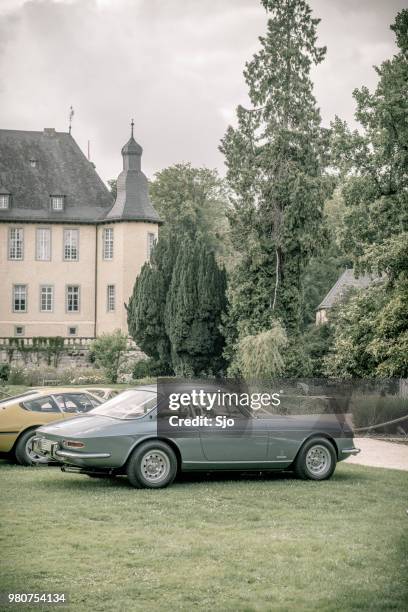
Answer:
[126, 441, 177, 489]
[294, 437, 336, 481]
[15, 429, 49, 466]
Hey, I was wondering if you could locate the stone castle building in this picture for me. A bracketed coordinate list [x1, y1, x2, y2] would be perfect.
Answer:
[0, 124, 160, 339]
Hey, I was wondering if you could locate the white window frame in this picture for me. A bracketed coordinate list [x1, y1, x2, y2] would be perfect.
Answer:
[9, 228, 24, 260]
[63, 228, 79, 261]
[40, 285, 53, 313]
[0, 194, 10, 209]
[66, 285, 80, 313]
[107, 284, 116, 312]
[13, 284, 27, 313]
[36, 227, 51, 261]
[51, 195, 64, 211]
[147, 232, 156, 260]
[103, 227, 114, 260]
[14, 325, 25, 336]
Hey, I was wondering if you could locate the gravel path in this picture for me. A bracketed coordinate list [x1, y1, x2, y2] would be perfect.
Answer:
[345, 437, 408, 471]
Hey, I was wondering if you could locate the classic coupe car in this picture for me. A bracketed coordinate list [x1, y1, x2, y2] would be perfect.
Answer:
[0, 388, 102, 465]
[32, 385, 360, 488]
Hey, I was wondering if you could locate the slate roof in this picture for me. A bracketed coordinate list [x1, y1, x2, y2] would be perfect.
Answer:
[317, 268, 381, 310]
[105, 134, 161, 223]
[0, 129, 113, 223]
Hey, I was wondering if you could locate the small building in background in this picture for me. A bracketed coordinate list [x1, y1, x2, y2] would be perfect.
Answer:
[315, 268, 380, 325]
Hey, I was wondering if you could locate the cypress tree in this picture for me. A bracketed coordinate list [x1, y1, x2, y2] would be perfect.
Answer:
[165, 239, 226, 376]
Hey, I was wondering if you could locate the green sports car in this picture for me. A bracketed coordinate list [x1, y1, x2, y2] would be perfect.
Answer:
[32, 385, 360, 489]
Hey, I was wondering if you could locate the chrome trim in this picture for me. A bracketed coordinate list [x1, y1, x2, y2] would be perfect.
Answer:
[55, 449, 111, 459]
[341, 448, 361, 455]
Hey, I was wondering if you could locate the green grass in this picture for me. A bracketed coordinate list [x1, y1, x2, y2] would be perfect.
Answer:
[1, 462, 407, 611]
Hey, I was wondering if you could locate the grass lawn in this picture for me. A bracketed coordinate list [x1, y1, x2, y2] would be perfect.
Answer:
[1, 462, 407, 612]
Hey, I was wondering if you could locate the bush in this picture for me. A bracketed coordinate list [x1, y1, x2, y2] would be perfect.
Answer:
[132, 358, 162, 379]
[90, 331, 128, 383]
[351, 395, 408, 434]
[237, 322, 288, 380]
[7, 367, 26, 385]
[0, 363, 10, 383]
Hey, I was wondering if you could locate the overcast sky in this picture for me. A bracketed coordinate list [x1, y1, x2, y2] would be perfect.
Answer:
[0, 0, 405, 184]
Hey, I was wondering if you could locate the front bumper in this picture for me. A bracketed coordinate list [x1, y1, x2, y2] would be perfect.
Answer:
[32, 437, 111, 462]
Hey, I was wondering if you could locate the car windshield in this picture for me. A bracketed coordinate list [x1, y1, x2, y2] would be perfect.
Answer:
[89, 389, 157, 419]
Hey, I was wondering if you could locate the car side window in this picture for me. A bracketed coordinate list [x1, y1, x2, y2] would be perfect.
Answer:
[22, 396, 59, 413]
[61, 393, 100, 413]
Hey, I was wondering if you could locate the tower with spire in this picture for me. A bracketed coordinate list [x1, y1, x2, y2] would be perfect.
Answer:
[96, 122, 161, 334]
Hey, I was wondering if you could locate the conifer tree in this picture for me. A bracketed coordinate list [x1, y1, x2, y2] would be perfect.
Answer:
[220, 0, 330, 355]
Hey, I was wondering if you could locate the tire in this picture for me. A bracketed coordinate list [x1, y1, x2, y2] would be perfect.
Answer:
[126, 441, 177, 489]
[14, 429, 49, 466]
[294, 437, 337, 481]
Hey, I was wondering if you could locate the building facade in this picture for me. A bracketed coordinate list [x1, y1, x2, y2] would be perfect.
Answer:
[0, 125, 160, 338]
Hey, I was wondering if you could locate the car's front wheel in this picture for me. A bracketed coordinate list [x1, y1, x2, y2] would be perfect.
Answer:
[14, 429, 49, 466]
[294, 437, 336, 481]
[126, 441, 177, 489]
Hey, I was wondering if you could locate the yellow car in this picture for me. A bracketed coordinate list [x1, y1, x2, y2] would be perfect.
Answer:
[0, 388, 102, 466]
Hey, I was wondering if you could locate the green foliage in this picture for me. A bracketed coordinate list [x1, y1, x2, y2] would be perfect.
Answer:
[132, 358, 162, 380]
[128, 165, 229, 376]
[324, 280, 408, 378]
[150, 163, 233, 267]
[127, 237, 176, 373]
[90, 330, 128, 383]
[165, 239, 227, 376]
[350, 395, 408, 432]
[331, 9, 408, 272]
[220, 0, 330, 370]
[236, 322, 288, 380]
[302, 324, 334, 377]
[0, 363, 10, 383]
[325, 11, 408, 379]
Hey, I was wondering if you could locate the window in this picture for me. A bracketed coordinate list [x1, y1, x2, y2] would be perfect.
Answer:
[57, 393, 100, 414]
[14, 326, 24, 337]
[51, 195, 64, 211]
[40, 285, 53, 312]
[107, 284, 115, 312]
[36, 228, 51, 261]
[0, 194, 10, 209]
[9, 228, 24, 260]
[68, 326, 77, 336]
[13, 285, 27, 312]
[22, 396, 59, 413]
[103, 227, 114, 260]
[147, 232, 156, 260]
[66, 286, 80, 312]
[63, 229, 79, 261]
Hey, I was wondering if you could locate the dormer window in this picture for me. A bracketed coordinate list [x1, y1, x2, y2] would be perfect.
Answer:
[30, 159, 38, 168]
[0, 194, 10, 209]
[50, 195, 64, 211]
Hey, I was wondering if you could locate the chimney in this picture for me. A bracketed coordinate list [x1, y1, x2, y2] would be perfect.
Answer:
[43, 128, 56, 135]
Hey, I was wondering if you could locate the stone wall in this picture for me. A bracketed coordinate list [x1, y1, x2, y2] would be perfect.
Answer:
[0, 337, 145, 374]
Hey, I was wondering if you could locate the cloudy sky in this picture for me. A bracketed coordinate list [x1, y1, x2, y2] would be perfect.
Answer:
[0, 0, 405, 184]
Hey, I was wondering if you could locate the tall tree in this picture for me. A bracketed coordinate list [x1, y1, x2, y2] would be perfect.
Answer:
[220, 0, 330, 360]
[325, 9, 408, 378]
[127, 164, 229, 375]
